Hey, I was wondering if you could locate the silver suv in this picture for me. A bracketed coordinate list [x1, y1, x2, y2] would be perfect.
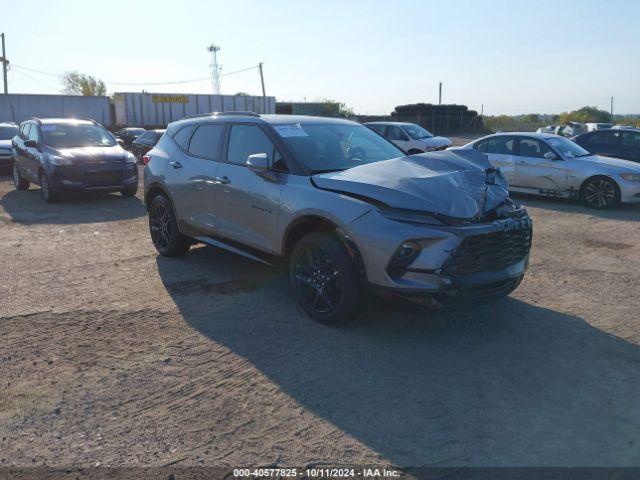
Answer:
[144, 113, 532, 324]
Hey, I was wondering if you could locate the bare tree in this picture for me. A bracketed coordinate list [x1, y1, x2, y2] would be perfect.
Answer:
[62, 71, 106, 96]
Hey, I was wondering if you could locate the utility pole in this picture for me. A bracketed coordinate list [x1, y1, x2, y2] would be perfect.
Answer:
[610, 96, 614, 122]
[438, 82, 442, 105]
[207, 44, 221, 95]
[258, 62, 266, 97]
[1, 33, 8, 95]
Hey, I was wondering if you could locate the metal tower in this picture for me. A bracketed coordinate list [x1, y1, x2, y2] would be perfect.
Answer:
[207, 44, 221, 94]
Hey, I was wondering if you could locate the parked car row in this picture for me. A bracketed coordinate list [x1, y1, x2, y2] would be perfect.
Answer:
[6, 112, 640, 325]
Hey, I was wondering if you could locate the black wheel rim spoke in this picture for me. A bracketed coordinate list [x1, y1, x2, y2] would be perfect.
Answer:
[586, 180, 614, 207]
[150, 204, 172, 248]
[294, 245, 343, 315]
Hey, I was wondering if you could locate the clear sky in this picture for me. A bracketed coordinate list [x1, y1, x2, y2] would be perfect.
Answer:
[2, 0, 639, 115]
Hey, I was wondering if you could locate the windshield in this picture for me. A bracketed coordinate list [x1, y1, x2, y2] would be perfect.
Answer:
[274, 123, 404, 173]
[402, 124, 433, 140]
[0, 125, 18, 141]
[41, 124, 117, 148]
[546, 137, 590, 158]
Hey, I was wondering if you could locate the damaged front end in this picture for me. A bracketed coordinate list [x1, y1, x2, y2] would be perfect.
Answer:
[312, 149, 533, 306]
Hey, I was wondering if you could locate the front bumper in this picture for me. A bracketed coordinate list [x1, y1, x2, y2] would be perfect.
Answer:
[48, 163, 138, 192]
[619, 179, 640, 203]
[346, 210, 532, 305]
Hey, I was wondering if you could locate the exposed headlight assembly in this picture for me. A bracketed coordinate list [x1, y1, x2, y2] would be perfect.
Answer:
[380, 207, 446, 226]
[620, 173, 640, 182]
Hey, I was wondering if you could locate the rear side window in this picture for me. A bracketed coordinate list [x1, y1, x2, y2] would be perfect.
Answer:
[486, 137, 514, 155]
[517, 138, 552, 158]
[386, 126, 407, 141]
[587, 131, 619, 145]
[172, 125, 196, 150]
[622, 131, 640, 147]
[188, 124, 224, 160]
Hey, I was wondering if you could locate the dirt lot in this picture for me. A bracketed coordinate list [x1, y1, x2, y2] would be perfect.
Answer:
[1, 165, 640, 469]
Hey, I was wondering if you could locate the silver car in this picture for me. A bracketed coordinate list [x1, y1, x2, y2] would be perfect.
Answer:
[144, 113, 532, 324]
[452, 133, 640, 208]
[365, 122, 452, 154]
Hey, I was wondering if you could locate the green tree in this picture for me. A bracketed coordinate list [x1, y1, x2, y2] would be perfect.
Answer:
[558, 106, 610, 124]
[62, 71, 107, 96]
[321, 98, 354, 117]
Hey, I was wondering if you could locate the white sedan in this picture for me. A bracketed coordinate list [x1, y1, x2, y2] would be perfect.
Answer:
[451, 132, 640, 208]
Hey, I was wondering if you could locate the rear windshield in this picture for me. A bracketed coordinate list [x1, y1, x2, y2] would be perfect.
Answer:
[0, 125, 18, 140]
[273, 123, 404, 173]
[41, 124, 117, 148]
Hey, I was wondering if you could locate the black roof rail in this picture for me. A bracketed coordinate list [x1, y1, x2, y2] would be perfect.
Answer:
[183, 111, 260, 120]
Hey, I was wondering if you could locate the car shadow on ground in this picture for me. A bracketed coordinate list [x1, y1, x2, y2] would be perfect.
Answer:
[0, 187, 145, 225]
[157, 246, 640, 467]
[513, 192, 640, 222]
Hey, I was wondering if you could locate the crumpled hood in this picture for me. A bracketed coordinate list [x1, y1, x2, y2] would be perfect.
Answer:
[312, 149, 509, 219]
[53, 145, 129, 163]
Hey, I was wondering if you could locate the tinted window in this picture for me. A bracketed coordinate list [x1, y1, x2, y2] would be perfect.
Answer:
[28, 125, 40, 142]
[622, 131, 640, 147]
[486, 137, 514, 155]
[172, 125, 196, 150]
[227, 125, 277, 166]
[0, 125, 18, 140]
[386, 126, 407, 141]
[188, 124, 224, 160]
[40, 124, 116, 148]
[20, 123, 31, 139]
[367, 124, 386, 135]
[402, 124, 433, 139]
[474, 139, 488, 153]
[137, 131, 155, 142]
[588, 131, 619, 145]
[518, 138, 551, 158]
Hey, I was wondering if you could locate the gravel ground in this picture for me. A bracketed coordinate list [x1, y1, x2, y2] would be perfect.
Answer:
[1, 166, 640, 469]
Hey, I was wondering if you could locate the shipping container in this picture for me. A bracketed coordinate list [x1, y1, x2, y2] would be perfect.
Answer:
[0, 94, 112, 126]
[113, 92, 276, 127]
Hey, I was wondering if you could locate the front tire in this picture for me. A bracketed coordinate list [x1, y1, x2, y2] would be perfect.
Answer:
[13, 163, 29, 190]
[581, 176, 620, 209]
[39, 171, 58, 202]
[289, 231, 362, 325]
[148, 194, 191, 257]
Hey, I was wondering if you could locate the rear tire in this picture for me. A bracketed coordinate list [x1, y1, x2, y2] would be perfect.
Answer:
[580, 176, 620, 209]
[13, 163, 29, 190]
[39, 171, 58, 203]
[148, 194, 191, 257]
[289, 231, 362, 325]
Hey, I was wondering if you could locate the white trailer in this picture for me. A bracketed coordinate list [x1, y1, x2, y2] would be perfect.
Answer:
[114, 92, 276, 127]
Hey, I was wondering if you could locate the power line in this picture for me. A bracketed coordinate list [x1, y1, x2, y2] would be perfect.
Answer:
[11, 62, 261, 87]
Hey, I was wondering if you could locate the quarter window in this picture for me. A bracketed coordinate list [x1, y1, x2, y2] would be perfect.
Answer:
[474, 139, 488, 152]
[187, 124, 224, 160]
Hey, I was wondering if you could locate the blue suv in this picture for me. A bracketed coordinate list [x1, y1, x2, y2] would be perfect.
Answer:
[12, 118, 138, 202]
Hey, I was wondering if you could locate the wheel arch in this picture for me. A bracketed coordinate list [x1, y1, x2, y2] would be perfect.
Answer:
[579, 174, 621, 196]
[282, 215, 367, 278]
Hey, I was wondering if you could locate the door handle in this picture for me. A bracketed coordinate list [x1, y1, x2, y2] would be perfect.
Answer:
[214, 176, 230, 185]
[169, 161, 182, 169]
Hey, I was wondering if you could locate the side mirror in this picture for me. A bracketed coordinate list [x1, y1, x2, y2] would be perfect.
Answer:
[24, 139, 39, 149]
[247, 153, 270, 173]
[544, 151, 559, 160]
